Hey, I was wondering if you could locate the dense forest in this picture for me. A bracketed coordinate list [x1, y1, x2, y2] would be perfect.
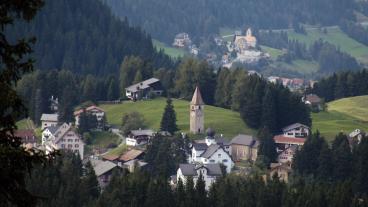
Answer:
[311, 69, 368, 102]
[5, 0, 173, 75]
[103, 0, 356, 43]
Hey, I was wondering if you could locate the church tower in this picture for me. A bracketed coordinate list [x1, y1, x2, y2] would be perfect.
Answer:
[190, 86, 204, 134]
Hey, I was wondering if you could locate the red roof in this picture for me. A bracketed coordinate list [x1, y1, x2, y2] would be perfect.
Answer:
[273, 135, 306, 145]
[14, 130, 35, 138]
[102, 154, 119, 161]
[74, 105, 105, 116]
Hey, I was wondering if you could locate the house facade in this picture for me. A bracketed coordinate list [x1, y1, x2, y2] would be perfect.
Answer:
[40, 113, 58, 130]
[270, 162, 292, 182]
[233, 28, 257, 52]
[74, 105, 106, 129]
[282, 123, 310, 138]
[15, 129, 37, 148]
[302, 94, 323, 111]
[189, 129, 234, 173]
[126, 129, 155, 146]
[42, 123, 85, 159]
[230, 134, 259, 162]
[125, 78, 164, 100]
[274, 135, 306, 163]
[176, 163, 222, 190]
[91, 159, 122, 189]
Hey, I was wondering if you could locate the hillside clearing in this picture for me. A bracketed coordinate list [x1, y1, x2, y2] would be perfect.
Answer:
[153, 39, 188, 58]
[100, 98, 255, 138]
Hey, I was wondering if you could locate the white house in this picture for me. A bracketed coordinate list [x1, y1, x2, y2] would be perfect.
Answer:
[74, 105, 106, 128]
[126, 129, 155, 146]
[282, 123, 310, 138]
[40, 113, 58, 130]
[176, 163, 222, 190]
[189, 128, 234, 173]
[42, 123, 85, 159]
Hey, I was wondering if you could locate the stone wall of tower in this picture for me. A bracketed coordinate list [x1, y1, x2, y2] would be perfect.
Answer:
[190, 104, 204, 134]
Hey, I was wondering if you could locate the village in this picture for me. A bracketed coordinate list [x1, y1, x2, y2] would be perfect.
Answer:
[15, 77, 365, 190]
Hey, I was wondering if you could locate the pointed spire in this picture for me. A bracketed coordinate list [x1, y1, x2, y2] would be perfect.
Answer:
[191, 86, 204, 105]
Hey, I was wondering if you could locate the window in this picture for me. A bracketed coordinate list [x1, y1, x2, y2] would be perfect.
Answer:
[68, 139, 73, 142]
[210, 160, 215, 163]
[61, 144, 65, 149]
[223, 159, 228, 162]
[218, 154, 221, 158]
[68, 144, 72, 148]
[75, 144, 79, 148]
[287, 133, 293, 135]
[75, 139, 79, 142]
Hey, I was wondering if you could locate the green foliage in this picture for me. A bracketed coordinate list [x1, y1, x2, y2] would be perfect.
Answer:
[121, 111, 146, 135]
[257, 127, 277, 167]
[78, 110, 98, 134]
[160, 98, 179, 134]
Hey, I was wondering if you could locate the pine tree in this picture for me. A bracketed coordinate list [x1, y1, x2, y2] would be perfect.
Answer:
[185, 177, 196, 207]
[195, 173, 207, 207]
[160, 98, 178, 134]
[257, 127, 277, 167]
[261, 86, 277, 133]
[80, 161, 100, 203]
[331, 133, 353, 181]
[316, 141, 333, 180]
[175, 178, 186, 207]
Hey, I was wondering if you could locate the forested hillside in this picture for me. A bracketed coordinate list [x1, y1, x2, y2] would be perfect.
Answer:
[103, 0, 355, 42]
[6, 0, 172, 75]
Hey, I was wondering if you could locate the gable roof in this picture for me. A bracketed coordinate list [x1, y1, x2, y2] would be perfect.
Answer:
[202, 164, 222, 176]
[274, 135, 306, 145]
[230, 134, 257, 146]
[45, 125, 61, 134]
[92, 160, 118, 177]
[125, 78, 160, 93]
[130, 129, 154, 137]
[179, 164, 197, 176]
[119, 149, 145, 162]
[40, 113, 58, 122]
[193, 143, 208, 151]
[282, 123, 310, 132]
[201, 144, 222, 159]
[191, 86, 204, 105]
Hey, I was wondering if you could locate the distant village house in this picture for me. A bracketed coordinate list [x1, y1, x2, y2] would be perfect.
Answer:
[126, 129, 155, 146]
[230, 134, 259, 162]
[40, 113, 58, 130]
[176, 163, 222, 190]
[125, 78, 163, 101]
[74, 105, 106, 129]
[173, 33, 192, 48]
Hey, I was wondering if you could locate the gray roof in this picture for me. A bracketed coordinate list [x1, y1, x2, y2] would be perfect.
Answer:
[179, 163, 222, 176]
[230, 134, 257, 146]
[201, 144, 221, 159]
[46, 125, 61, 134]
[202, 164, 222, 176]
[179, 164, 197, 176]
[215, 138, 230, 146]
[282, 123, 310, 132]
[130, 129, 154, 136]
[41, 113, 58, 122]
[125, 78, 160, 93]
[92, 160, 117, 177]
[193, 143, 208, 151]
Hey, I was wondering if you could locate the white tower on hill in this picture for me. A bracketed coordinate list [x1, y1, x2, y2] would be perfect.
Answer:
[190, 86, 205, 134]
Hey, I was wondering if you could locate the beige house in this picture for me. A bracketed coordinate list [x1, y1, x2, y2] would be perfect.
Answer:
[270, 163, 292, 182]
[230, 134, 259, 162]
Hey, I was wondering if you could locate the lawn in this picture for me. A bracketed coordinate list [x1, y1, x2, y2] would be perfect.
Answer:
[270, 59, 319, 75]
[311, 96, 368, 141]
[152, 39, 188, 58]
[286, 27, 368, 65]
[84, 131, 121, 156]
[100, 98, 255, 138]
[260, 45, 284, 60]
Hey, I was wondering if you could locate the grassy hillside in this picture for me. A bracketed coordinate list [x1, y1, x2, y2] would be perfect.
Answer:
[312, 95, 368, 140]
[286, 27, 368, 65]
[153, 39, 188, 58]
[100, 98, 254, 138]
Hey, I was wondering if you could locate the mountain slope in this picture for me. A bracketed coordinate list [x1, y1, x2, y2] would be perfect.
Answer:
[6, 0, 172, 75]
[312, 96, 368, 140]
[103, 0, 355, 43]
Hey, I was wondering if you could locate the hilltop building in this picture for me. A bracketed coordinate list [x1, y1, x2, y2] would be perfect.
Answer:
[190, 86, 205, 134]
[173, 33, 192, 48]
[233, 28, 257, 52]
[125, 78, 164, 101]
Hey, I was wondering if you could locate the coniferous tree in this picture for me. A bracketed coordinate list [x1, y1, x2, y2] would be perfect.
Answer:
[257, 127, 277, 167]
[175, 178, 186, 207]
[195, 173, 207, 207]
[331, 133, 353, 181]
[261, 86, 277, 133]
[160, 98, 179, 134]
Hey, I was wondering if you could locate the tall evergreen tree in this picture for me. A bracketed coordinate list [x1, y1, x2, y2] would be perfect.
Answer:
[160, 98, 179, 134]
[257, 127, 277, 167]
[261, 86, 277, 133]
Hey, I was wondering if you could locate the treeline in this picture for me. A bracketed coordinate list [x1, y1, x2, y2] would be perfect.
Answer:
[311, 70, 368, 102]
[293, 132, 368, 196]
[103, 0, 355, 43]
[17, 57, 311, 133]
[5, 0, 173, 75]
[215, 68, 311, 133]
[259, 31, 361, 74]
[340, 20, 368, 46]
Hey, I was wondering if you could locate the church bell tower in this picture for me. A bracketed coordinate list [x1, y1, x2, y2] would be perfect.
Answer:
[190, 86, 204, 134]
